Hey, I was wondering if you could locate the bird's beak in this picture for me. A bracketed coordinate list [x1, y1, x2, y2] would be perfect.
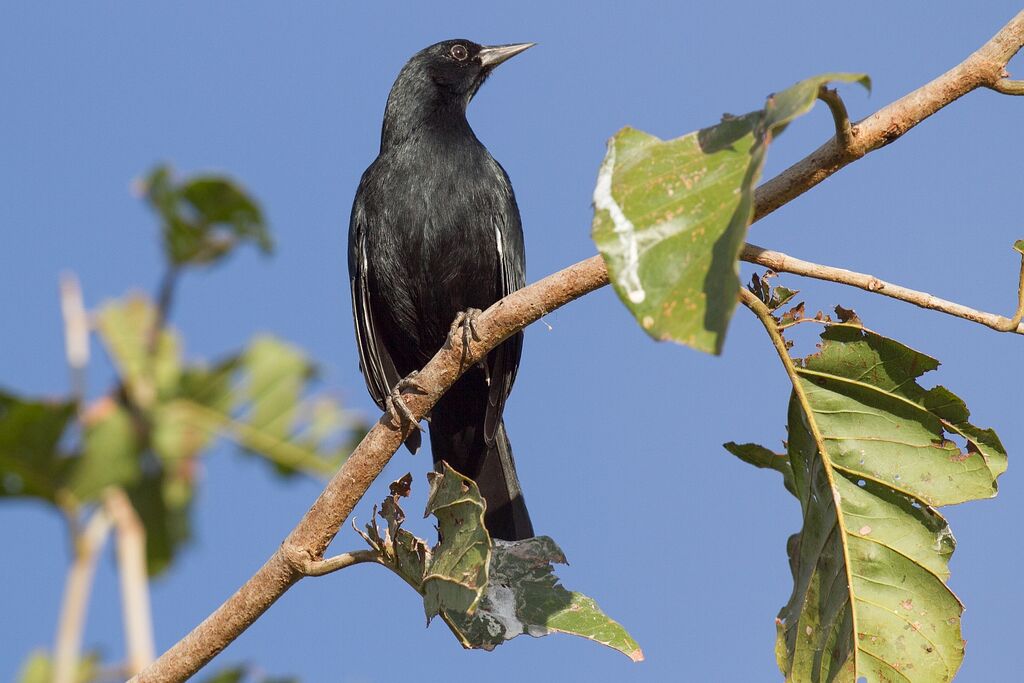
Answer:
[478, 42, 536, 68]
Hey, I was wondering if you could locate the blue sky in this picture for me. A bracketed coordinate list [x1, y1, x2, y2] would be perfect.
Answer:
[2, 2, 1023, 681]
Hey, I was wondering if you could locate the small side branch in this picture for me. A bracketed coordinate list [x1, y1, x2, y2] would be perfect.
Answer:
[818, 86, 853, 149]
[990, 78, 1024, 95]
[741, 243, 1024, 334]
[281, 545, 381, 577]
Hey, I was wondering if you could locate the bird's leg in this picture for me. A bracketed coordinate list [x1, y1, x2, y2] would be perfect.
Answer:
[386, 371, 426, 432]
[447, 308, 483, 370]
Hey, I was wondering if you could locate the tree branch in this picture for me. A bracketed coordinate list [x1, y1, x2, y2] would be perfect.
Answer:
[754, 10, 1024, 221]
[135, 12, 1024, 682]
[740, 243, 1024, 334]
[131, 255, 609, 682]
[54, 508, 112, 683]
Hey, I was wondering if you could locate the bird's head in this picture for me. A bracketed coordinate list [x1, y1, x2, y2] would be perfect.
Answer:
[414, 40, 534, 102]
[380, 39, 534, 148]
[390, 39, 534, 108]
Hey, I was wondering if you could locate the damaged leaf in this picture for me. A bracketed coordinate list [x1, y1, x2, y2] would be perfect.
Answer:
[358, 465, 642, 661]
[592, 73, 869, 354]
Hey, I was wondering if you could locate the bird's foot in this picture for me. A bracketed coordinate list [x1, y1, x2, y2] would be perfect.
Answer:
[386, 371, 426, 433]
[447, 308, 483, 368]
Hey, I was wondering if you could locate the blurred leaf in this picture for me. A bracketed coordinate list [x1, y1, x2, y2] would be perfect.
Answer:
[95, 295, 181, 411]
[728, 320, 1004, 681]
[17, 649, 98, 683]
[242, 336, 310, 444]
[0, 390, 76, 501]
[127, 469, 193, 577]
[359, 466, 642, 660]
[141, 165, 271, 267]
[592, 73, 869, 354]
[153, 336, 362, 478]
[67, 398, 141, 501]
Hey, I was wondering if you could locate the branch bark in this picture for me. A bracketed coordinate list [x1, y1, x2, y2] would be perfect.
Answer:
[136, 10, 1024, 682]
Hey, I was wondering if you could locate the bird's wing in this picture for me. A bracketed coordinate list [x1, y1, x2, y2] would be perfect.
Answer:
[484, 206, 526, 444]
[349, 213, 401, 412]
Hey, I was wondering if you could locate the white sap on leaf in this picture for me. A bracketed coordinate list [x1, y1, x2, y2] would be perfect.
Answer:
[594, 140, 646, 304]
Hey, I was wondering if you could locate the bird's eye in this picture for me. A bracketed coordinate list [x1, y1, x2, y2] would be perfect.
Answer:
[450, 44, 469, 61]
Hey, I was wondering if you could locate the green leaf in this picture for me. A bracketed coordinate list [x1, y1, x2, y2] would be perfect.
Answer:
[592, 73, 869, 354]
[444, 536, 645, 662]
[359, 467, 642, 660]
[0, 391, 76, 501]
[67, 399, 141, 501]
[422, 463, 491, 619]
[95, 295, 181, 411]
[199, 665, 299, 683]
[140, 165, 271, 267]
[17, 649, 98, 683]
[730, 320, 1004, 681]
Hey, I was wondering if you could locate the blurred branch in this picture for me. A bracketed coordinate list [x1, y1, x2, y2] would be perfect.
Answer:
[105, 488, 156, 675]
[54, 507, 112, 683]
[741, 243, 1024, 334]
[152, 266, 180, 347]
[59, 272, 90, 404]
[133, 13, 1024, 682]
[754, 9, 1024, 220]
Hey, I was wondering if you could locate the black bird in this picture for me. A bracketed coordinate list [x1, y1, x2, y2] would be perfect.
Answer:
[348, 40, 535, 540]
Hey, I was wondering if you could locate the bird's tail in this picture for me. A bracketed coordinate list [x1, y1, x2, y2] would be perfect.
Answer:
[475, 420, 534, 541]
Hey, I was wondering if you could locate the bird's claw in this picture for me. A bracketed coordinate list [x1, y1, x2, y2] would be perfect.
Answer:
[386, 371, 426, 432]
[448, 308, 483, 369]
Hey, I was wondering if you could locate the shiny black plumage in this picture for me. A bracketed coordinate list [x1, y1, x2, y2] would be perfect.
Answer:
[348, 39, 534, 540]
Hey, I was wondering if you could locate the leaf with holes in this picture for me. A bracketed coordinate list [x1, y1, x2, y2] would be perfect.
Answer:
[727, 321, 1004, 681]
[592, 73, 868, 354]
[358, 466, 642, 660]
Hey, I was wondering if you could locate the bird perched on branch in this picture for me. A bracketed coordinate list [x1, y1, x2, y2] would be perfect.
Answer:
[348, 39, 535, 540]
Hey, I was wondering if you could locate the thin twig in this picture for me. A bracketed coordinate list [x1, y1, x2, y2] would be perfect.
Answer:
[741, 243, 1024, 334]
[817, 86, 853, 149]
[105, 488, 156, 675]
[54, 508, 113, 683]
